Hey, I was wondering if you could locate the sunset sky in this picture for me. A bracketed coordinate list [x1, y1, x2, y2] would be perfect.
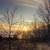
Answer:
[0, 0, 49, 24]
[0, 0, 49, 38]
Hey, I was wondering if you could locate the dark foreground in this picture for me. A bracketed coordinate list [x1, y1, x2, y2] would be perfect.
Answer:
[0, 38, 49, 50]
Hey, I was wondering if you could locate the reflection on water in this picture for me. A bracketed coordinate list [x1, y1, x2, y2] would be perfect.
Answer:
[0, 39, 49, 50]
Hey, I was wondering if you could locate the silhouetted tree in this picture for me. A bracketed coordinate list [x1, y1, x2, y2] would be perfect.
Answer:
[38, 0, 49, 28]
[38, 0, 49, 40]
[0, 5, 17, 50]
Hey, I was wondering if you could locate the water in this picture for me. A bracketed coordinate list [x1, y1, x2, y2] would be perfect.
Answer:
[0, 38, 49, 50]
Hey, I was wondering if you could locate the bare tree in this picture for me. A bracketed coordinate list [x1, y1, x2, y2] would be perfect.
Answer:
[34, 0, 50, 40]
[0, 7, 17, 37]
[38, 0, 49, 28]
[0, 6, 17, 50]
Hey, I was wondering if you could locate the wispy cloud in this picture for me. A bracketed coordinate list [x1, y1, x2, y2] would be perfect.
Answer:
[0, 0, 49, 24]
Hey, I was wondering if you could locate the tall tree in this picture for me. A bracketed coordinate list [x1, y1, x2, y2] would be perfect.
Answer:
[37, 0, 49, 40]
[0, 7, 17, 37]
[38, 0, 49, 27]
[0, 6, 17, 50]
